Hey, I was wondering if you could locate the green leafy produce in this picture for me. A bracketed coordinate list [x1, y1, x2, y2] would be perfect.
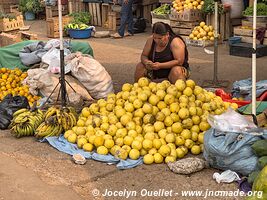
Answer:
[69, 12, 91, 25]
[0, 12, 16, 20]
[252, 139, 267, 157]
[152, 4, 171, 15]
[201, 0, 224, 14]
[243, 3, 267, 16]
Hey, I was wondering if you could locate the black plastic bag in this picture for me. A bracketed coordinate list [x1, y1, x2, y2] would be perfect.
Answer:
[0, 95, 30, 130]
[133, 17, 146, 34]
[0, 108, 12, 130]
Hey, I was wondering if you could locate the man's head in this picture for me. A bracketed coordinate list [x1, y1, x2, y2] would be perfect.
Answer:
[152, 22, 170, 47]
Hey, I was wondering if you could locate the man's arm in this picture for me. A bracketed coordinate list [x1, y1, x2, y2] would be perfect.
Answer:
[152, 37, 185, 70]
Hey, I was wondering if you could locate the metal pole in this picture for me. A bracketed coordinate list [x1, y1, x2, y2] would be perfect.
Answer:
[252, 0, 257, 115]
[58, 0, 67, 107]
[213, 0, 218, 83]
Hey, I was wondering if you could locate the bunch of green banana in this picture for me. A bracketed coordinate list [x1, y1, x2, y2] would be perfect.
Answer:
[34, 106, 77, 138]
[9, 108, 44, 138]
[44, 106, 77, 131]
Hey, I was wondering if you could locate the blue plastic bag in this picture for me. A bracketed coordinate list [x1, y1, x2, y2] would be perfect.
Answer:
[203, 128, 263, 175]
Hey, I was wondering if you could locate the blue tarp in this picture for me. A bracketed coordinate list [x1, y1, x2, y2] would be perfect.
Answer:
[42, 135, 143, 169]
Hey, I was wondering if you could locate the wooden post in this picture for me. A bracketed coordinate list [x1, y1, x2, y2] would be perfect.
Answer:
[68, 0, 73, 14]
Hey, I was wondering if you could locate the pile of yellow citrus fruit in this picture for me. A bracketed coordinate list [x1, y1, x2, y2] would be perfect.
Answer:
[172, 0, 204, 13]
[0, 68, 40, 105]
[64, 78, 238, 164]
[189, 21, 217, 41]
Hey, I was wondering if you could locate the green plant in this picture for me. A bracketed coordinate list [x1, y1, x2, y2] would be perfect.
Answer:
[69, 12, 91, 25]
[0, 12, 16, 20]
[201, 0, 224, 14]
[19, 0, 42, 14]
[243, 3, 267, 16]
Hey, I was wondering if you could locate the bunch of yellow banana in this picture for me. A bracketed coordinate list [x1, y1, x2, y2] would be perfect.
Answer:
[34, 106, 77, 138]
[35, 121, 63, 139]
[9, 108, 44, 138]
[44, 106, 77, 131]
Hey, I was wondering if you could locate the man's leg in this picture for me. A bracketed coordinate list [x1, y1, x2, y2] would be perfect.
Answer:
[118, 2, 130, 37]
[135, 62, 147, 82]
[168, 66, 188, 84]
[126, 0, 134, 35]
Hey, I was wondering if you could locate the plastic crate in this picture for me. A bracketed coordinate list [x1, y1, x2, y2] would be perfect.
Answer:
[229, 36, 241, 45]
[229, 42, 267, 58]
[185, 38, 214, 47]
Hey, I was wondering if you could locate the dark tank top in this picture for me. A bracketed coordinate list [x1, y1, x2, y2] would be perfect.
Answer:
[148, 36, 189, 79]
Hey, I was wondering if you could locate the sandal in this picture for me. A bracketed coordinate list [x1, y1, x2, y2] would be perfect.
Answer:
[111, 33, 123, 39]
[125, 32, 134, 37]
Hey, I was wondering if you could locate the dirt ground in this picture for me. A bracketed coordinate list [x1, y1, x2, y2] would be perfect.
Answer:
[0, 20, 267, 200]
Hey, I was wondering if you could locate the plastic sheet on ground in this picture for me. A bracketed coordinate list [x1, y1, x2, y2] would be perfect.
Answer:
[42, 135, 143, 169]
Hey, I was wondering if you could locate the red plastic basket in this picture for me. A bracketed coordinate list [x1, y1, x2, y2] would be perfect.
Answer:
[215, 89, 267, 107]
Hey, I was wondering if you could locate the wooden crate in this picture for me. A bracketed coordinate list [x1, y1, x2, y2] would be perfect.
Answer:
[234, 26, 267, 45]
[152, 17, 171, 26]
[0, 14, 24, 32]
[141, 0, 159, 6]
[206, 10, 231, 40]
[169, 9, 203, 22]
[0, 31, 36, 47]
[46, 16, 71, 38]
[45, 5, 69, 20]
[108, 11, 120, 31]
[102, 3, 111, 28]
[68, 0, 85, 13]
[170, 20, 198, 36]
[142, 3, 158, 25]
[86, 2, 102, 26]
[241, 19, 267, 28]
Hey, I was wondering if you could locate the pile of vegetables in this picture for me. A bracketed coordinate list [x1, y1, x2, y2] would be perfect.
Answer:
[247, 139, 267, 199]
[201, 0, 224, 14]
[243, 3, 267, 16]
[152, 4, 171, 15]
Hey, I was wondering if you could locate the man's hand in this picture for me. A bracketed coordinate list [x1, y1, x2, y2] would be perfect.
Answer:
[151, 62, 161, 70]
[113, 0, 118, 4]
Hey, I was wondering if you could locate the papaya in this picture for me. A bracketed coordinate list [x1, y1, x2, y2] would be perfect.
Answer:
[259, 156, 267, 169]
[252, 140, 267, 157]
[248, 171, 260, 184]
[252, 165, 267, 199]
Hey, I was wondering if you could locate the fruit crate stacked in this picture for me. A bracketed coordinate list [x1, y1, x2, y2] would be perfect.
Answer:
[0, 0, 19, 14]
[0, 14, 24, 32]
[151, 4, 172, 26]
[141, 0, 159, 25]
[46, 16, 71, 38]
[45, 4, 69, 20]
[233, 26, 267, 45]
[169, 0, 204, 37]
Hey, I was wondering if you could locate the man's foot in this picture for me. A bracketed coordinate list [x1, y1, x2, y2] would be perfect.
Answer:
[125, 32, 134, 37]
[111, 32, 123, 39]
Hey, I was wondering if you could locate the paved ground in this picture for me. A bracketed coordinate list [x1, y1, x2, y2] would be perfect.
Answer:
[0, 20, 266, 200]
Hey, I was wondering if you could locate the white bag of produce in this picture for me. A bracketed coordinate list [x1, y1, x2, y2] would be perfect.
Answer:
[66, 52, 114, 99]
[24, 68, 93, 102]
